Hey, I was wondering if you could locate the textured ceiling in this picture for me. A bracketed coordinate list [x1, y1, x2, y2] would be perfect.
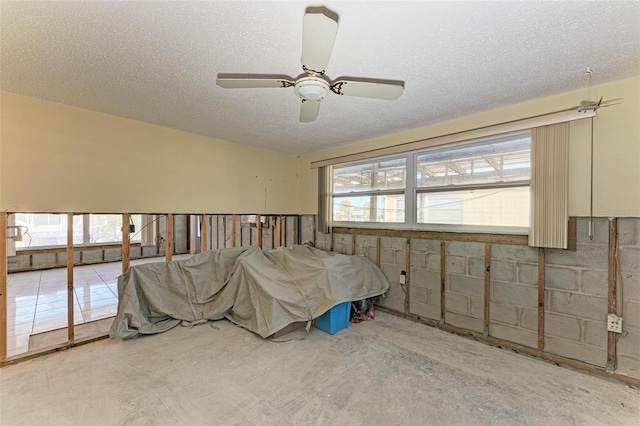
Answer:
[2, 1, 639, 154]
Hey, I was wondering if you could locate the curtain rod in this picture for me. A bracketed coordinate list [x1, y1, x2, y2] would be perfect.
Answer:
[310, 106, 596, 168]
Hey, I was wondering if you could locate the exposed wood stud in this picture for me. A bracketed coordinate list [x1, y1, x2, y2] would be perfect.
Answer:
[440, 241, 446, 323]
[483, 243, 491, 336]
[538, 247, 545, 350]
[215, 215, 220, 249]
[0, 213, 7, 362]
[256, 214, 262, 248]
[283, 217, 288, 248]
[223, 215, 228, 249]
[330, 231, 334, 252]
[311, 216, 316, 247]
[351, 234, 356, 255]
[200, 214, 208, 253]
[405, 239, 411, 314]
[166, 213, 173, 261]
[606, 218, 618, 372]
[122, 213, 130, 274]
[376, 237, 381, 267]
[567, 217, 577, 251]
[332, 227, 527, 245]
[67, 213, 75, 346]
[29, 254, 33, 267]
[232, 214, 237, 248]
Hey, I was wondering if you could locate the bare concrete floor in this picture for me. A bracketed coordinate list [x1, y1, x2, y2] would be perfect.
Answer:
[1, 311, 638, 425]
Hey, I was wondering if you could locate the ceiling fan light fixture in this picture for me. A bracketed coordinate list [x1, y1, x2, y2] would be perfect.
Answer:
[294, 76, 329, 101]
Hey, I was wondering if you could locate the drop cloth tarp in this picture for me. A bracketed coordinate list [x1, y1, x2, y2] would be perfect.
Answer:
[109, 245, 390, 339]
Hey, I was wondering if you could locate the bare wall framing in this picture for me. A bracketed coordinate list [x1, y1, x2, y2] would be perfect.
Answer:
[318, 217, 640, 384]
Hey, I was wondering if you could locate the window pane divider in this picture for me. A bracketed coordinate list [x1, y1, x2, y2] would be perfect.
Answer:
[333, 189, 406, 198]
[416, 180, 529, 194]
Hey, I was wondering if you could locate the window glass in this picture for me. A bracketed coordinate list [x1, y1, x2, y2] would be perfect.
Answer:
[333, 194, 405, 223]
[417, 187, 530, 227]
[333, 157, 406, 194]
[15, 213, 83, 248]
[416, 134, 530, 188]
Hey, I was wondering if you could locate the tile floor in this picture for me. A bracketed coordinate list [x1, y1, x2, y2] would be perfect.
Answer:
[6, 254, 192, 358]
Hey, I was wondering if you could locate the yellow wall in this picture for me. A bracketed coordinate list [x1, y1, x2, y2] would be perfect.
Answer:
[0, 92, 301, 214]
[298, 76, 640, 217]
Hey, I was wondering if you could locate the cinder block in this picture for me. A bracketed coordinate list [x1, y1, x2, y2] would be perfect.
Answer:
[381, 264, 403, 286]
[623, 301, 640, 328]
[410, 250, 428, 269]
[448, 275, 484, 297]
[444, 291, 469, 315]
[394, 249, 406, 267]
[489, 323, 537, 348]
[491, 244, 538, 263]
[581, 269, 608, 296]
[366, 247, 377, 263]
[380, 236, 407, 250]
[491, 260, 516, 282]
[618, 218, 640, 246]
[129, 246, 141, 258]
[545, 312, 581, 341]
[104, 248, 121, 261]
[469, 296, 484, 319]
[492, 281, 537, 308]
[142, 245, 158, 257]
[620, 274, 640, 301]
[427, 254, 441, 271]
[517, 263, 539, 285]
[410, 239, 440, 253]
[355, 235, 376, 248]
[617, 326, 640, 360]
[410, 285, 429, 304]
[576, 217, 609, 245]
[378, 294, 404, 312]
[583, 319, 607, 348]
[545, 266, 579, 291]
[545, 244, 608, 270]
[549, 290, 607, 321]
[617, 354, 640, 379]
[618, 246, 640, 274]
[334, 233, 351, 245]
[7, 255, 30, 270]
[467, 257, 485, 277]
[412, 268, 440, 290]
[545, 335, 606, 367]
[489, 301, 518, 326]
[446, 311, 483, 332]
[446, 241, 484, 258]
[380, 248, 394, 264]
[445, 255, 466, 275]
[410, 301, 440, 320]
[520, 308, 538, 331]
[32, 253, 57, 268]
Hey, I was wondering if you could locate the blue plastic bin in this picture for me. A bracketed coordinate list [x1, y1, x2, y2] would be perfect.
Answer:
[314, 302, 351, 335]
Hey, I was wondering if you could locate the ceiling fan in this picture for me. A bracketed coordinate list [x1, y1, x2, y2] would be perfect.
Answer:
[216, 8, 404, 122]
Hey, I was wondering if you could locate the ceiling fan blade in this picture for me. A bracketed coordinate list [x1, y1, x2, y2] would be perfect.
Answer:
[216, 74, 294, 89]
[300, 99, 321, 122]
[331, 79, 404, 100]
[301, 11, 338, 75]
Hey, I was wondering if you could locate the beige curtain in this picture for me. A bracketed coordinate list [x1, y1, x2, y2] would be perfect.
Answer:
[141, 214, 156, 246]
[529, 122, 570, 248]
[317, 166, 331, 234]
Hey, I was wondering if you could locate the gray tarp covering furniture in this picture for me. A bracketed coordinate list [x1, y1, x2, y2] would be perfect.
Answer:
[109, 245, 390, 339]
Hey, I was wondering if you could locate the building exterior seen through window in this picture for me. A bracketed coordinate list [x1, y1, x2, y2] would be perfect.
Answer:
[14, 213, 142, 249]
[331, 131, 531, 231]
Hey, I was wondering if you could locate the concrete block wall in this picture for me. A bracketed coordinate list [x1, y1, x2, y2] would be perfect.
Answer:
[319, 216, 640, 380]
[445, 241, 485, 332]
[489, 243, 539, 348]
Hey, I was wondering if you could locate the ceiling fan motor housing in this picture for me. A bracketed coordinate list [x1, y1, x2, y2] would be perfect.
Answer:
[294, 76, 330, 101]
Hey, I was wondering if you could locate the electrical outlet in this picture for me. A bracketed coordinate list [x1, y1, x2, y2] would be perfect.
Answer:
[607, 314, 622, 333]
[399, 271, 406, 284]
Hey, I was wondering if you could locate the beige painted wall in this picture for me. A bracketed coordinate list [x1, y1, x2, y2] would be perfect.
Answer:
[298, 75, 640, 217]
[0, 92, 300, 214]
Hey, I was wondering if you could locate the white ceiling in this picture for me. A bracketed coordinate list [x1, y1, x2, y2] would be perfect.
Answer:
[2, 1, 639, 154]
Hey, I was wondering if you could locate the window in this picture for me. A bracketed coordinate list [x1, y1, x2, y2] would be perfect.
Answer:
[332, 157, 406, 223]
[15, 213, 142, 249]
[330, 131, 531, 232]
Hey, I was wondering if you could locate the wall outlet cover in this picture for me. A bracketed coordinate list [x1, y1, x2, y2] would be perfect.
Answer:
[607, 314, 622, 333]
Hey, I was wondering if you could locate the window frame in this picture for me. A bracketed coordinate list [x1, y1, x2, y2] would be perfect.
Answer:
[330, 131, 531, 234]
